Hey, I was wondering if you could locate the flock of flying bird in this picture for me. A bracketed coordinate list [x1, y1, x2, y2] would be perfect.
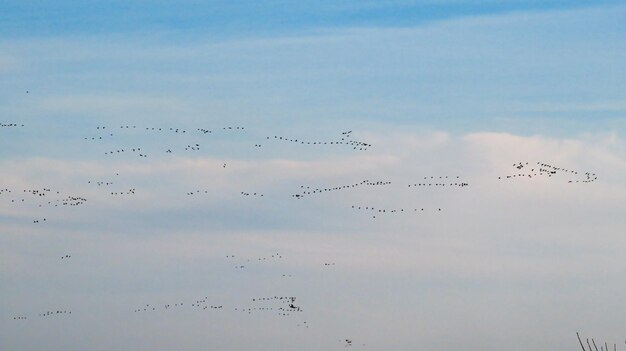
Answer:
[407, 176, 469, 188]
[13, 310, 72, 320]
[499, 161, 598, 183]
[0, 186, 87, 224]
[83, 125, 370, 158]
[351, 205, 443, 219]
[2, 121, 601, 348]
[265, 130, 371, 151]
[133, 299, 223, 313]
[226, 252, 285, 270]
[292, 180, 392, 199]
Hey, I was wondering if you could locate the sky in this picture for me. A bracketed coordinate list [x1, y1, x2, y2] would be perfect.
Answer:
[1, 1, 625, 350]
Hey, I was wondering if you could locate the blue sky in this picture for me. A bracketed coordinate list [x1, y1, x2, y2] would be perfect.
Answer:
[1, 2, 626, 351]
[1, 0, 625, 150]
[2, 0, 625, 37]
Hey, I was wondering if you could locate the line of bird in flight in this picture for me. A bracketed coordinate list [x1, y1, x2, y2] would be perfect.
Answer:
[2, 121, 599, 348]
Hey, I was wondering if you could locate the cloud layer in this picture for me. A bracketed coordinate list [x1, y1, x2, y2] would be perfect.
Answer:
[1, 127, 625, 350]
